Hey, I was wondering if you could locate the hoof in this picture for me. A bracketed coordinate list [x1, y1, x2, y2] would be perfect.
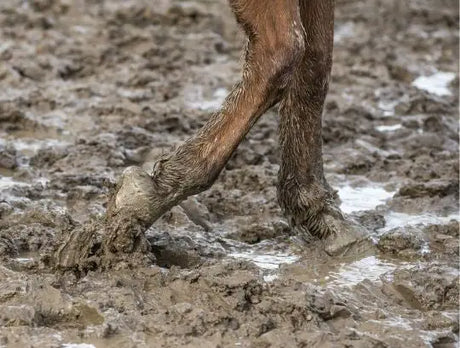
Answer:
[103, 166, 161, 255]
[290, 202, 344, 242]
[290, 203, 372, 257]
[54, 166, 160, 272]
[110, 166, 159, 225]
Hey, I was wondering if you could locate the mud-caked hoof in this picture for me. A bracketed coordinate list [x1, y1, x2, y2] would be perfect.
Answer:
[289, 201, 343, 242]
[54, 166, 159, 272]
[290, 204, 372, 257]
[103, 166, 166, 256]
[110, 166, 159, 224]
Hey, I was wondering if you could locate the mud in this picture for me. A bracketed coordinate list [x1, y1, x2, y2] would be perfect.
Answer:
[0, 0, 459, 347]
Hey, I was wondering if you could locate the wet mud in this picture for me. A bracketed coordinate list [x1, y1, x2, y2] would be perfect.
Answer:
[0, 0, 458, 347]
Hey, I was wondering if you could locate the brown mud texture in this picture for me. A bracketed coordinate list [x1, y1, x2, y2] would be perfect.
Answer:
[0, 0, 459, 347]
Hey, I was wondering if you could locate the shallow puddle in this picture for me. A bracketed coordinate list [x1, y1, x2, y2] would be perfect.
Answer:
[2, 124, 69, 157]
[229, 251, 299, 271]
[326, 255, 403, 287]
[412, 71, 456, 97]
[381, 211, 459, 232]
[229, 249, 299, 282]
[0, 176, 29, 190]
[375, 124, 402, 132]
[13, 251, 39, 263]
[1, 108, 90, 158]
[13, 138, 68, 157]
[14, 257, 34, 263]
[337, 183, 395, 214]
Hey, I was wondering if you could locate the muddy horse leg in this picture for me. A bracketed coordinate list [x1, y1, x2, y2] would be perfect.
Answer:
[277, 0, 368, 255]
[56, 0, 305, 269]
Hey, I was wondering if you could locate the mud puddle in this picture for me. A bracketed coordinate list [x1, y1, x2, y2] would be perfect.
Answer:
[229, 249, 299, 282]
[412, 71, 456, 97]
[382, 211, 460, 232]
[229, 251, 299, 271]
[337, 179, 396, 214]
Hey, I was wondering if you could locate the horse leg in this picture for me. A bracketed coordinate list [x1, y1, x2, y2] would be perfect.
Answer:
[56, 0, 306, 268]
[277, 0, 369, 255]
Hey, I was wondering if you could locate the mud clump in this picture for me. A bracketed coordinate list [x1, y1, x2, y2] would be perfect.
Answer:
[0, 144, 17, 170]
[398, 180, 459, 199]
[425, 221, 459, 257]
[377, 226, 425, 257]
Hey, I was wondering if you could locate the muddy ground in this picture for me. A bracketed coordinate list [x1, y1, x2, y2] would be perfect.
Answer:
[0, 0, 459, 347]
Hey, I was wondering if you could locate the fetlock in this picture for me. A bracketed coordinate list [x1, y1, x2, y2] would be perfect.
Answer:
[278, 179, 339, 240]
[278, 177, 372, 256]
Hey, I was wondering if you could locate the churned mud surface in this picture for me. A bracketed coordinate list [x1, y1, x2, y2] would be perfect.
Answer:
[0, 0, 459, 347]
